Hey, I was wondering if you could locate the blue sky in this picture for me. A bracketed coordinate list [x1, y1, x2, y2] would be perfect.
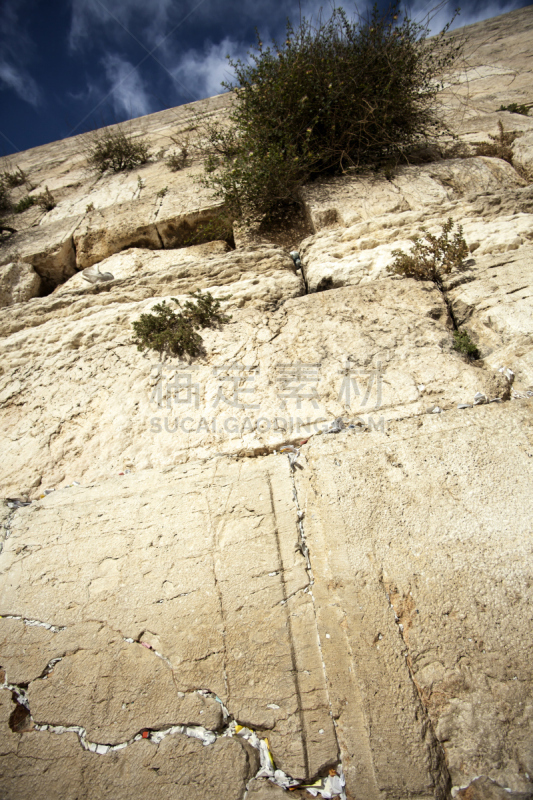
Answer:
[0, 0, 531, 156]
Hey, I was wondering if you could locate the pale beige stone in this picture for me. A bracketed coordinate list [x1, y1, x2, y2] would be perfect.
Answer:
[301, 157, 524, 234]
[52, 243, 303, 309]
[0, 278, 509, 498]
[0, 457, 337, 779]
[295, 401, 533, 797]
[512, 130, 533, 180]
[0, 261, 41, 307]
[0, 720, 258, 800]
[0, 217, 80, 286]
[450, 245, 533, 390]
[246, 778, 289, 798]
[455, 776, 533, 799]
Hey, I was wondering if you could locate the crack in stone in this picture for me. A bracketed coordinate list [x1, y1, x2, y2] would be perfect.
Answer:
[1, 615, 66, 632]
[379, 576, 452, 800]
[0, 679, 346, 793]
[285, 458, 347, 800]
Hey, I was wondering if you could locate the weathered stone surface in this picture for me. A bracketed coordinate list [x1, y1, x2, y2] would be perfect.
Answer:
[512, 130, 533, 180]
[0, 261, 41, 307]
[1, 7, 533, 799]
[301, 157, 524, 235]
[26, 633, 224, 743]
[0, 714, 258, 800]
[455, 776, 533, 800]
[0, 457, 337, 780]
[450, 244, 533, 389]
[295, 401, 533, 797]
[0, 278, 510, 498]
[439, 5, 533, 127]
[246, 777, 289, 799]
[0, 217, 80, 286]
[53, 242, 303, 308]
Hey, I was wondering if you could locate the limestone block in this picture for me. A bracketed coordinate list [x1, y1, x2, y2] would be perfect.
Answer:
[0, 280, 510, 497]
[73, 201, 162, 269]
[51, 243, 303, 311]
[438, 5, 533, 125]
[455, 776, 533, 799]
[0, 261, 41, 307]
[0, 722, 258, 800]
[302, 157, 524, 232]
[300, 200, 533, 293]
[0, 458, 338, 780]
[26, 634, 224, 743]
[246, 778, 289, 799]
[0, 217, 81, 285]
[449, 245, 533, 389]
[512, 131, 533, 180]
[295, 401, 533, 797]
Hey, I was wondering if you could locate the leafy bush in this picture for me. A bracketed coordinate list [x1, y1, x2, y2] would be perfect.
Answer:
[475, 120, 517, 164]
[202, 3, 462, 220]
[387, 218, 469, 288]
[453, 329, 479, 359]
[132, 291, 230, 358]
[86, 126, 150, 173]
[499, 102, 530, 116]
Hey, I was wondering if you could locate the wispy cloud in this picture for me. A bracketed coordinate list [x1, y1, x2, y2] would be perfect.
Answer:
[69, 0, 174, 50]
[0, 60, 41, 104]
[0, 0, 42, 105]
[102, 53, 153, 118]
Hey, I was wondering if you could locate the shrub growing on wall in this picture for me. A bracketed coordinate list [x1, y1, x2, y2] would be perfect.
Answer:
[132, 291, 230, 358]
[387, 218, 469, 288]
[202, 2, 462, 220]
[86, 126, 150, 173]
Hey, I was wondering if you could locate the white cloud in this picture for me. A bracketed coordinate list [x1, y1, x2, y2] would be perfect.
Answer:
[170, 38, 245, 100]
[0, 60, 41, 104]
[103, 53, 153, 117]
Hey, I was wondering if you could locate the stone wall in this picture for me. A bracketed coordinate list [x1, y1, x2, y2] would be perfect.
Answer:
[1, 7, 533, 800]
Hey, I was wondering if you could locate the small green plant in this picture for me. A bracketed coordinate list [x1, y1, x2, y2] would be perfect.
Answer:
[13, 195, 35, 213]
[36, 186, 56, 211]
[86, 202, 95, 213]
[499, 102, 530, 116]
[475, 120, 518, 164]
[132, 291, 230, 358]
[1, 167, 27, 188]
[136, 175, 145, 192]
[453, 329, 479, 359]
[387, 218, 469, 288]
[156, 187, 168, 199]
[86, 126, 150, 173]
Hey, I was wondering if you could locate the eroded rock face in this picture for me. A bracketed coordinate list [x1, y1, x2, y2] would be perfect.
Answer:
[0, 261, 41, 307]
[1, 6, 533, 800]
